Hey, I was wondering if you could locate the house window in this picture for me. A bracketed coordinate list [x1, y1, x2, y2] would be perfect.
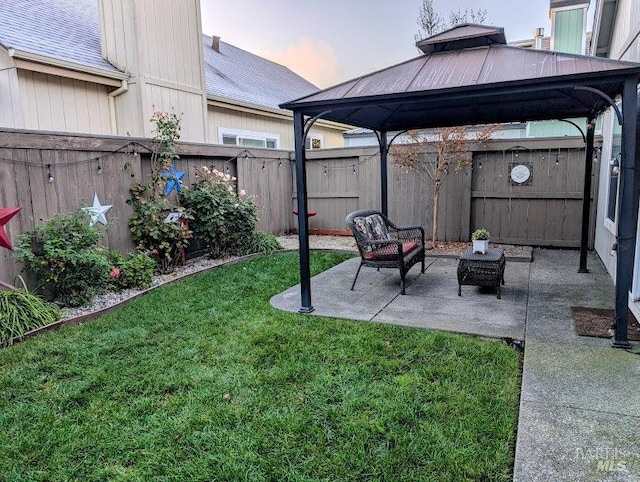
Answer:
[606, 107, 622, 226]
[218, 128, 279, 149]
[305, 135, 323, 150]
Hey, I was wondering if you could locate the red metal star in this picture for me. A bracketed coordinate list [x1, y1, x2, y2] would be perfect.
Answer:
[0, 207, 21, 250]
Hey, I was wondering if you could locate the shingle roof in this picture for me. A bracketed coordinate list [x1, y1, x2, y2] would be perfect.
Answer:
[0, 0, 319, 111]
[0, 0, 121, 74]
[202, 35, 318, 111]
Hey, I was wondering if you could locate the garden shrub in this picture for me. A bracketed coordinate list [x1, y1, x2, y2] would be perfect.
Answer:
[14, 209, 111, 307]
[0, 289, 61, 346]
[107, 250, 156, 291]
[127, 188, 191, 272]
[180, 166, 280, 257]
[127, 110, 191, 272]
[246, 231, 281, 255]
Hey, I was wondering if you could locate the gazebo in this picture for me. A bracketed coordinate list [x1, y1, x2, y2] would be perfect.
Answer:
[280, 25, 640, 347]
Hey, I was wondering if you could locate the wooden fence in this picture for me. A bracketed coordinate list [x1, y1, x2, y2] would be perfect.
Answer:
[0, 129, 290, 283]
[302, 137, 595, 247]
[0, 129, 595, 284]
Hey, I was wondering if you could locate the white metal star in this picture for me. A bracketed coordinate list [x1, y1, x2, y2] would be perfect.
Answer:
[82, 193, 112, 226]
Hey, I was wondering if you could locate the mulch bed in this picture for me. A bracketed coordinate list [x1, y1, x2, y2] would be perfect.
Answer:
[571, 307, 640, 340]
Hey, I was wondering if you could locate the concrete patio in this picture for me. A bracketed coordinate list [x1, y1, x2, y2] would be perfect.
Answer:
[271, 248, 640, 481]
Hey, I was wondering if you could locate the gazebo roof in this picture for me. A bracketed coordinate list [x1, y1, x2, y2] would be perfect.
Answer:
[280, 24, 640, 131]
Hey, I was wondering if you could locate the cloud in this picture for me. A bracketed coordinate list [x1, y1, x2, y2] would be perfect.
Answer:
[262, 37, 340, 88]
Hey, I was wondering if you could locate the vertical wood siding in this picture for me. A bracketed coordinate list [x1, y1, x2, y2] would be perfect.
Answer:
[99, 0, 204, 88]
[0, 52, 23, 129]
[135, 0, 203, 88]
[17, 71, 111, 134]
[144, 83, 207, 142]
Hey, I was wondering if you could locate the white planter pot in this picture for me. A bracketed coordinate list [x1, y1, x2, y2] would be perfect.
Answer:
[473, 239, 489, 254]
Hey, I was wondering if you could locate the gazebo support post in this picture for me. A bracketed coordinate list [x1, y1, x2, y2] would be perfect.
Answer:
[378, 131, 389, 216]
[612, 76, 639, 348]
[293, 111, 314, 313]
[578, 117, 596, 273]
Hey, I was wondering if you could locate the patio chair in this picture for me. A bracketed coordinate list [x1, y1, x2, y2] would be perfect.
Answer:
[345, 210, 425, 295]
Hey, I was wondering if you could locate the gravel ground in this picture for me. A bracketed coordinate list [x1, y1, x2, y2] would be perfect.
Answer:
[277, 234, 358, 251]
[277, 234, 531, 258]
[60, 235, 530, 322]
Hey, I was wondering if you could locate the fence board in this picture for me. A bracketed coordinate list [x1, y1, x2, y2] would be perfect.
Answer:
[470, 146, 596, 247]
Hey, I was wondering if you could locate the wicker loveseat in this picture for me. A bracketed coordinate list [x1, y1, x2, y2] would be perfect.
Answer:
[345, 210, 425, 295]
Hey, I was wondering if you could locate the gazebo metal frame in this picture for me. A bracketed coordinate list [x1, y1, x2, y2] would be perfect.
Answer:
[281, 25, 640, 347]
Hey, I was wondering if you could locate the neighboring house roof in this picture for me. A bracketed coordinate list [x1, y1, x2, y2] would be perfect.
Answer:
[202, 35, 319, 111]
[510, 36, 552, 51]
[0, 0, 121, 74]
[0, 0, 320, 112]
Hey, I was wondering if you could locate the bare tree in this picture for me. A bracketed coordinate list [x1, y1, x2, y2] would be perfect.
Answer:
[390, 125, 498, 249]
[415, 0, 489, 42]
[414, 0, 445, 43]
[449, 7, 488, 26]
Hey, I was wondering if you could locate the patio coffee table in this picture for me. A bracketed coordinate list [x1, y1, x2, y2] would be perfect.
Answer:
[457, 247, 506, 299]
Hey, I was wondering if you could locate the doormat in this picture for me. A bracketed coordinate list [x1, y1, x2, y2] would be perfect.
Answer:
[571, 307, 640, 340]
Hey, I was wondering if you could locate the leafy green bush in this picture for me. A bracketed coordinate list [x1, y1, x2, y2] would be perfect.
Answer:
[127, 186, 191, 272]
[14, 210, 112, 307]
[245, 231, 281, 255]
[180, 166, 264, 258]
[0, 289, 61, 346]
[107, 250, 156, 291]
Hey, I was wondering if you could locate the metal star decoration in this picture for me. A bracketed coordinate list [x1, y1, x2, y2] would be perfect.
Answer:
[82, 193, 112, 226]
[160, 164, 186, 195]
[0, 206, 21, 250]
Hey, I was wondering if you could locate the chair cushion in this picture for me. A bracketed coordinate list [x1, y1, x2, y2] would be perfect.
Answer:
[365, 214, 389, 240]
[363, 241, 418, 261]
[353, 217, 371, 239]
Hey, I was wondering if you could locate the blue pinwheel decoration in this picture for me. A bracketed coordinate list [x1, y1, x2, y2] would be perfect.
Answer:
[160, 163, 186, 195]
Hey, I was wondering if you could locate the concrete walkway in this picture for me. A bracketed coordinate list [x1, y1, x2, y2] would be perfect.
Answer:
[270, 249, 640, 481]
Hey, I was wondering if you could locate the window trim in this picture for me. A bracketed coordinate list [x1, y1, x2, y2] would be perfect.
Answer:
[218, 127, 280, 149]
[604, 102, 622, 235]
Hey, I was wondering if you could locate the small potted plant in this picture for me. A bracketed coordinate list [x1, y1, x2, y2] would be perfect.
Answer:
[472, 228, 490, 254]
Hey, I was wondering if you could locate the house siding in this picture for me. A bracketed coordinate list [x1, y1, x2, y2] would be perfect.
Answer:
[607, 0, 640, 61]
[0, 51, 23, 128]
[17, 70, 111, 134]
[552, 7, 588, 54]
[98, 0, 209, 142]
[98, 0, 205, 89]
[591, 0, 640, 321]
[207, 105, 346, 149]
[594, 109, 617, 278]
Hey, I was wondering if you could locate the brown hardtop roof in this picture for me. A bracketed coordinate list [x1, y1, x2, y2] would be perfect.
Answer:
[416, 24, 506, 53]
[281, 24, 640, 131]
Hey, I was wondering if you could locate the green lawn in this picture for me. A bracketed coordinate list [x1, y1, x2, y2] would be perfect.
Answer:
[0, 252, 521, 481]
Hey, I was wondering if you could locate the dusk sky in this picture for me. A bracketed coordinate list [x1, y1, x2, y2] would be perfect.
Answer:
[200, 1, 593, 88]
